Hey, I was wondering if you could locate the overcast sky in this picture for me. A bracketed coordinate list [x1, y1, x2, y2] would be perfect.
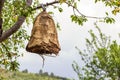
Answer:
[18, 0, 120, 79]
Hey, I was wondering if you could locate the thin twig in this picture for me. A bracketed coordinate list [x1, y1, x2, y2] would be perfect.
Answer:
[33, 0, 105, 19]
[65, 2, 105, 19]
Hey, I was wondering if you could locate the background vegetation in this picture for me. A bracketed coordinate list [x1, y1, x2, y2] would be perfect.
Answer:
[72, 0, 120, 80]
[0, 68, 68, 80]
[1, 0, 120, 80]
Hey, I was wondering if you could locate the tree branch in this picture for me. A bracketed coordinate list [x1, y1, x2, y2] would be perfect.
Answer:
[0, 0, 5, 14]
[65, 2, 105, 19]
[0, 16, 26, 42]
[0, 0, 5, 37]
[32, 1, 59, 10]
[33, 1, 104, 19]
[0, 0, 106, 42]
[0, 0, 33, 42]
[0, 0, 60, 42]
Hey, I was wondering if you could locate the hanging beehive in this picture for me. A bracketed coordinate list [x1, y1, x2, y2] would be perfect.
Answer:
[26, 11, 61, 55]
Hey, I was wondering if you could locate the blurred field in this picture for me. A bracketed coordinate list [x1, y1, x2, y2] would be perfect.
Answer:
[0, 68, 69, 80]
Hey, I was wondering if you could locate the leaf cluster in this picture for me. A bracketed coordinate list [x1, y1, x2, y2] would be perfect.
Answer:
[73, 25, 120, 80]
[95, 0, 120, 15]
[71, 15, 87, 26]
[0, 0, 37, 71]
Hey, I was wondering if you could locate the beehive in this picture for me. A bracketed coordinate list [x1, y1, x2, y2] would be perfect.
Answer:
[26, 11, 60, 55]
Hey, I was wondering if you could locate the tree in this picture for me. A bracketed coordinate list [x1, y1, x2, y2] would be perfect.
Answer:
[72, 25, 120, 80]
[43, 72, 49, 76]
[50, 72, 54, 77]
[71, 0, 120, 80]
[0, 0, 119, 71]
[0, 0, 82, 71]
[22, 69, 28, 73]
[39, 69, 43, 74]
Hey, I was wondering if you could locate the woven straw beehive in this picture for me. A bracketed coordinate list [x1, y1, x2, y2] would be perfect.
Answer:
[26, 11, 60, 55]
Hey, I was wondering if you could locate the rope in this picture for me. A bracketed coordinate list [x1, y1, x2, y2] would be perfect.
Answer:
[40, 4, 46, 11]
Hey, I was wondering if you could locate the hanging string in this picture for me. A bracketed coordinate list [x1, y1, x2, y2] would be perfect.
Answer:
[40, 4, 46, 11]
[39, 54, 57, 68]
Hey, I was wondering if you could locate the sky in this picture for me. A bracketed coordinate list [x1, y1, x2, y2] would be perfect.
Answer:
[17, 0, 120, 80]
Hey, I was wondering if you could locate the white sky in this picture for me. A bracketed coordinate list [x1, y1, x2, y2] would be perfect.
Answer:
[18, 0, 120, 79]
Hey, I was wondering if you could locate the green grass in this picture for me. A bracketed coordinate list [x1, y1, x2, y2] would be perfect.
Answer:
[0, 68, 69, 80]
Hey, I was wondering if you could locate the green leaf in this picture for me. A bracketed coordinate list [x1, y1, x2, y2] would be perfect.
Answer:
[58, 8, 63, 12]
[105, 12, 109, 16]
[104, 17, 115, 24]
[56, 23, 61, 30]
[48, 11, 54, 14]
[74, 2, 77, 8]
[59, 0, 66, 4]
[70, 15, 87, 26]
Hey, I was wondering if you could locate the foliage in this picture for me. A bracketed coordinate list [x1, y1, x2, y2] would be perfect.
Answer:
[0, 0, 120, 71]
[104, 17, 115, 24]
[22, 69, 28, 73]
[71, 0, 120, 79]
[0, 0, 85, 71]
[95, 0, 120, 15]
[0, 0, 39, 71]
[0, 68, 69, 80]
[71, 15, 87, 26]
[73, 25, 120, 80]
